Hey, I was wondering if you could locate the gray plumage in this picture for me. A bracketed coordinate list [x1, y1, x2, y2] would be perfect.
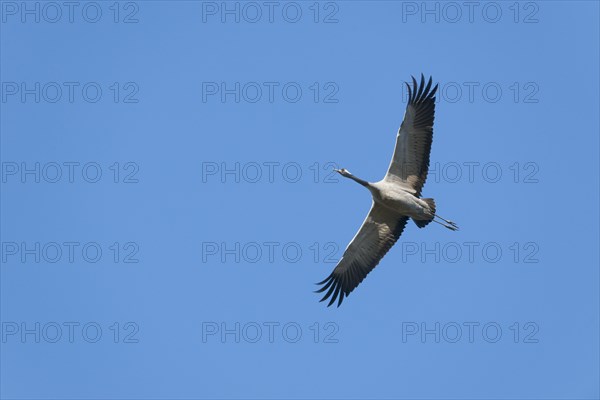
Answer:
[316, 74, 458, 307]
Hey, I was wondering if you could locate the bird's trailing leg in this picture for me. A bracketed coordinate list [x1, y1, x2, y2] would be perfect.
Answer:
[435, 214, 458, 227]
[432, 219, 458, 231]
[433, 215, 459, 231]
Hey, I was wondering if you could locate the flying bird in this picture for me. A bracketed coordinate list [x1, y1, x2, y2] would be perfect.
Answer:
[316, 74, 458, 307]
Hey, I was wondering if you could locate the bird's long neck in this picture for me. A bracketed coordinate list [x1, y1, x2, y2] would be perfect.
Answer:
[346, 174, 370, 188]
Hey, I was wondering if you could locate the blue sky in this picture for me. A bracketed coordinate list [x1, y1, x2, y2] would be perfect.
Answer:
[1, 1, 599, 399]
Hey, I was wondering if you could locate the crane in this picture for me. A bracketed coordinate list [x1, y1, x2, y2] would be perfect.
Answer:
[316, 74, 458, 307]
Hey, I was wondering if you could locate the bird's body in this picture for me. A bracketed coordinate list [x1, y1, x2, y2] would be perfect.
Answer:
[316, 74, 458, 307]
[368, 180, 432, 220]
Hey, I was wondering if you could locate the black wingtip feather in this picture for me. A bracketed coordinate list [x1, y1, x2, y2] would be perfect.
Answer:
[423, 76, 433, 98]
[415, 74, 426, 100]
[407, 74, 437, 105]
[405, 82, 412, 103]
[314, 274, 335, 293]
[315, 271, 348, 307]
[337, 291, 344, 307]
[315, 273, 333, 286]
[328, 285, 342, 307]
[320, 278, 337, 303]
[411, 76, 418, 100]
[430, 83, 438, 98]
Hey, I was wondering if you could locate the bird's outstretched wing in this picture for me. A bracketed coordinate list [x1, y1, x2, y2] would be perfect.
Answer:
[316, 203, 409, 307]
[384, 74, 438, 197]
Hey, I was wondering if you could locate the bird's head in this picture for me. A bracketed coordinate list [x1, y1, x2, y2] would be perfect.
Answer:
[334, 168, 352, 178]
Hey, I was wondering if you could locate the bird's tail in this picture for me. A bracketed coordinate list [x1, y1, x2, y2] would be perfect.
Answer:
[413, 198, 435, 228]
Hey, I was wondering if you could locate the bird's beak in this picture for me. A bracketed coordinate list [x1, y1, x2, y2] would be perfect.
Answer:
[333, 169, 341, 173]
